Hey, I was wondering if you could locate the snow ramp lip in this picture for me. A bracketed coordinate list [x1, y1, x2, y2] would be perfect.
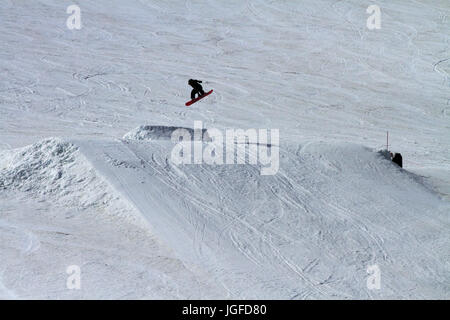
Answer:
[123, 125, 209, 141]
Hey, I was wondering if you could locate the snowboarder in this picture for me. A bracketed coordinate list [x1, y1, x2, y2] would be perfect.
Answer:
[188, 79, 205, 99]
[390, 152, 403, 168]
[392, 152, 403, 168]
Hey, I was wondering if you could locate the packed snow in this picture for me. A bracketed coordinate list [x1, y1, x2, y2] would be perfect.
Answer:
[0, 0, 449, 299]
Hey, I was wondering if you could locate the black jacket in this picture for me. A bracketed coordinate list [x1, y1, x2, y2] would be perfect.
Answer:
[188, 79, 202, 89]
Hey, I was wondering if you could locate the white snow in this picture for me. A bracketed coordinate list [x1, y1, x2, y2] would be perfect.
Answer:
[0, 0, 449, 299]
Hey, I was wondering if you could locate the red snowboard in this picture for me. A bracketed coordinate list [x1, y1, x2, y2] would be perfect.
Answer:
[185, 90, 213, 106]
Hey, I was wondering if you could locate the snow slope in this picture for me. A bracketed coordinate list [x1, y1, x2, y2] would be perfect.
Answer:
[0, 137, 222, 299]
[74, 131, 450, 299]
[0, 0, 449, 299]
[1, 132, 448, 299]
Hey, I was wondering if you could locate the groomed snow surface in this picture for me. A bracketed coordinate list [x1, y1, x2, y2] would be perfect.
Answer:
[0, 0, 449, 299]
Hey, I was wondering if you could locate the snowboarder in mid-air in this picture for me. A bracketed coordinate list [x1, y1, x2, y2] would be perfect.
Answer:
[185, 79, 213, 106]
[188, 79, 205, 99]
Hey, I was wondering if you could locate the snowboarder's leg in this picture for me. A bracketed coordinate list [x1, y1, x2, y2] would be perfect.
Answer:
[191, 89, 196, 99]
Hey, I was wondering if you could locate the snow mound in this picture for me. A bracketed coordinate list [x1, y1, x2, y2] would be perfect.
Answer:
[0, 138, 139, 222]
[0, 138, 79, 193]
[123, 125, 209, 141]
[74, 139, 450, 299]
[1, 136, 448, 298]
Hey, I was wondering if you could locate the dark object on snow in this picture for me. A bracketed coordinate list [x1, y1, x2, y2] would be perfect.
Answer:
[188, 79, 205, 99]
[391, 152, 403, 168]
[185, 89, 213, 106]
